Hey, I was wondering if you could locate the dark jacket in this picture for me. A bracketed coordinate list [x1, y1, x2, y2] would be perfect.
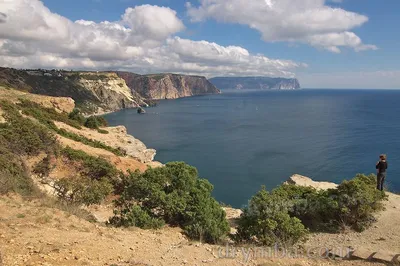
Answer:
[376, 160, 388, 173]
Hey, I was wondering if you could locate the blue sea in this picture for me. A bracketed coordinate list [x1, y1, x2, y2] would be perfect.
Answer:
[104, 89, 400, 208]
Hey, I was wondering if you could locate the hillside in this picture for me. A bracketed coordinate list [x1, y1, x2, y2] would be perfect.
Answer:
[0, 87, 160, 195]
[210, 76, 301, 90]
[0, 68, 221, 114]
[117, 72, 221, 100]
[1, 193, 393, 266]
[0, 87, 397, 266]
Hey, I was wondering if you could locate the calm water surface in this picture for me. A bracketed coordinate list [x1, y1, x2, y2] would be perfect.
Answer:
[105, 89, 400, 207]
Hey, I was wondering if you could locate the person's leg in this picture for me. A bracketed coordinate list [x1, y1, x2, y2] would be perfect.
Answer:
[377, 174, 382, 190]
[381, 173, 386, 191]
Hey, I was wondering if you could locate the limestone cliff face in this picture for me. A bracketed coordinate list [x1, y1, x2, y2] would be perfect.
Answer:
[118, 72, 221, 100]
[0, 86, 75, 113]
[0, 68, 147, 114]
[75, 72, 148, 113]
[209, 77, 301, 90]
[0, 68, 220, 114]
[284, 174, 338, 190]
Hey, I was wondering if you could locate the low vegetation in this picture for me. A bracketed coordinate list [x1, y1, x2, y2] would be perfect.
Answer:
[56, 128, 125, 156]
[15, 101, 124, 156]
[0, 100, 58, 196]
[54, 175, 113, 206]
[235, 174, 387, 246]
[68, 108, 86, 125]
[84, 115, 108, 129]
[0, 99, 117, 214]
[235, 186, 309, 246]
[0, 98, 389, 248]
[18, 99, 82, 129]
[61, 147, 118, 181]
[109, 162, 230, 244]
[53, 147, 119, 205]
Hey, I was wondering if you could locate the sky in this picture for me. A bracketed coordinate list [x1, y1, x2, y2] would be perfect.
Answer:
[0, 0, 399, 88]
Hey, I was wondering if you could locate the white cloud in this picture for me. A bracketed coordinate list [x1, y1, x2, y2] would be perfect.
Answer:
[186, 0, 377, 53]
[0, 0, 303, 77]
[0, 12, 7, 23]
[122, 5, 185, 45]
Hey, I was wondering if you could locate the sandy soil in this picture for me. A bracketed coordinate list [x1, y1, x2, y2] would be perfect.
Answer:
[0, 195, 386, 266]
[305, 192, 400, 255]
[0, 87, 75, 114]
[54, 121, 159, 164]
[57, 135, 149, 174]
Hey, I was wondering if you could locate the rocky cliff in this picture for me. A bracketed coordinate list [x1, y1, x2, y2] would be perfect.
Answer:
[0, 68, 221, 113]
[0, 85, 75, 113]
[75, 72, 148, 114]
[118, 72, 221, 100]
[0, 68, 147, 114]
[209, 76, 301, 90]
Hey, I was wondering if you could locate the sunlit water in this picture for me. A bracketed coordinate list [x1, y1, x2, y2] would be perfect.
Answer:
[104, 89, 400, 208]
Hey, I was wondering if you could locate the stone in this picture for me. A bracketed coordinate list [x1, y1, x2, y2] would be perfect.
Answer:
[351, 248, 375, 260]
[373, 251, 400, 263]
[284, 174, 338, 190]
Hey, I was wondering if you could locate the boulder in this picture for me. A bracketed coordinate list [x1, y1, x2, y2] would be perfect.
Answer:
[284, 174, 338, 190]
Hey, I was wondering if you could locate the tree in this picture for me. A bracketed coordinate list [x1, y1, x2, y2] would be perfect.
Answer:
[110, 162, 230, 243]
[235, 186, 308, 246]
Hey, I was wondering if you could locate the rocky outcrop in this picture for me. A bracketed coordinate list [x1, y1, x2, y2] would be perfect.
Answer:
[0, 68, 146, 114]
[0, 86, 75, 113]
[0, 107, 5, 123]
[76, 72, 148, 113]
[54, 121, 159, 164]
[284, 174, 338, 190]
[0, 68, 221, 114]
[118, 72, 221, 100]
[209, 76, 301, 90]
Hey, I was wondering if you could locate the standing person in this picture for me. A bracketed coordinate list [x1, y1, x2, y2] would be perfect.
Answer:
[376, 154, 388, 191]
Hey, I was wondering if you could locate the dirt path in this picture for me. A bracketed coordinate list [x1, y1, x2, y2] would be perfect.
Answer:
[305, 192, 400, 255]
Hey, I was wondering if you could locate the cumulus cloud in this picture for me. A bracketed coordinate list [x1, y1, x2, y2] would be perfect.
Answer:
[0, 0, 303, 77]
[0, 12, 7, 23]
[186, 0, 377, 53]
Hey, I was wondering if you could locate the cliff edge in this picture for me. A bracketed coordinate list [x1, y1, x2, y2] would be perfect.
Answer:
[209, 76, 301, 90]
[118, 72, 221, 100]
[0, 68, 221, 114]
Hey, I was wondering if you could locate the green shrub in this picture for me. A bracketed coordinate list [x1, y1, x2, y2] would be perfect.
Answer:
[236, 186, 309, 246]
[56, 128, 125, 156]
[0, 100, 58, 197]
[95, 116, 108, 127]
[7, 99, 124, 156]
[97, 129, 109, 134]
[52, 147, 118, 205]
[236, 174, 388, 246]
[84, 116, 108, 129]
[109, 205, 165, 229]
[0, 100, 59, 156]
[54, 176, 113, 205]
[84, 116, 99, 129]
[18, 99, 82, 129]
[61, 147, 118, 181]
[33, 156, 53, 178]
[272, 184, 338, 231]
[330, 174, 387, 231]
[68, 108, 86, 125]
[182, 179, 231, 243]
[110, 162, 230, 243]
[0, 140, 39, 196]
